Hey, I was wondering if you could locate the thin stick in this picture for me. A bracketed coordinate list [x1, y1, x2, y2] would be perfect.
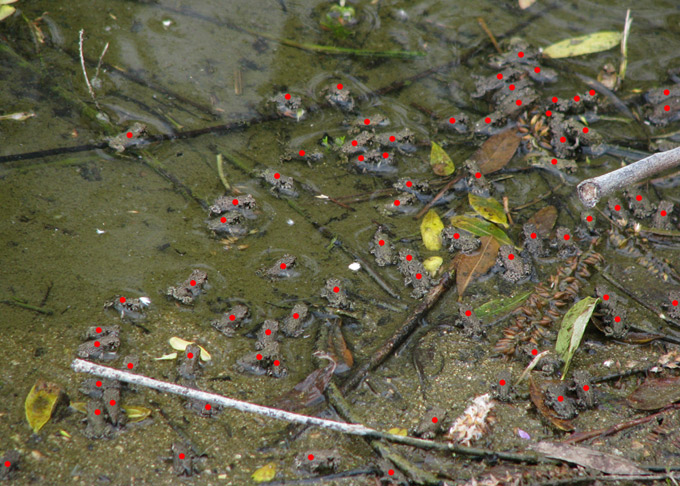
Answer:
[619, 9, 632, 81]
[78, 30, 100, 110]
[414, 175, 463, 220]
[216, 153, 231, 192]
[94, 41, 109, 81]
[577, 146, 680, 207]
[71, 359, 376, 436]
[477, 17, 502, 54]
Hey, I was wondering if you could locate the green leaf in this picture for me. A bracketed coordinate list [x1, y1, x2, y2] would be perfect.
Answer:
[421, 210, 444, 251]
[449, 215, 516, 249]
[430, 141, 455, 176]
[0, 5, 16, 21]
[25, 380, 62, 433]
[543, 31, 622, 59]
[468, 193, 508, 228]
[556, 297, 599, 379]
[475, 290, 533, 318]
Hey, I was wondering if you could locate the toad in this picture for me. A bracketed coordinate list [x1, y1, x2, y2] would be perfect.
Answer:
[653, 201, 674, 230]
[397, 249, 433, 298]
[570, 370, 597, 409]
[496, 245, 531, 283]
[443, 227, 480, 254]
[544, 382, 578, 420]
[172, 442, 199, 477]
[77, 326, 120, 360]
[522, 223, 548, 258]
[269, 92, 305, 120]
[211, 303, 250, 337]
[209, 194, 257, 217]
[166, 269, 208, 305]
[294, 450, 341, 475]
[235, 350, 287, 378]
[106, 122, 146, 153]
[379, 192, 417, 216]
[104, 296, 148, 321]
[281, 303, 310, 337]
[178, 344, 202, 381]
[370, 230, 395, 267]
[491, 370, 515, 402]
[258, 254, 298, 280]
[413, 406, 447, 439]
[456, 305, 484, 338]
[0, 450, 20, 480]
[463, 159, 491, 197]
[552, 227, 578, 259]
[324, 83, 355, 112]
[103, 387, 125, 427]
[83, 400, 114, 439]
[623, 189, 655, 219]
[320, 278, 352, 309]
[527, 153, 578, 181]
[255, 320, 280, 351]
[261, 169, 298, 198]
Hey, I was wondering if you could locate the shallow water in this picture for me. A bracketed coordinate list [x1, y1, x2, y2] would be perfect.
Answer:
[1, 0, 680, 484]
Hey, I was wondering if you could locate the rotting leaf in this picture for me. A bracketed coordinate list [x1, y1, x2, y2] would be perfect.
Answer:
[470, 129, 521, 175]
[542, 31, 622, 59]
[468, 193, 508, 228]
[423, 256, 443, 277]
[555, 297, 599, 379]
[627, 376, 680, 410]
[526, 206, 558, 237]
[531, 442, 646, 475]
[449, 215, 515, 249]
[252, 462, 277, 483]
[421, 209, 444, 251]
[529, 377, 575, 431]
[453, 236, 499, 296]
[474, 290, 532, 319]
[25, 380, 62, 433]
[430, 141, 455, 176]
[168, 337, 211, 361]
[123, 405, 152, 422]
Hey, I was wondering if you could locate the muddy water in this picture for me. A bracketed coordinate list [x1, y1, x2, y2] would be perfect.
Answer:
[1, 0, 680, 484]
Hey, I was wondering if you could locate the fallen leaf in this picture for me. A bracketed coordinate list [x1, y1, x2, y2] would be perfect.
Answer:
[0, 4, 15, 21]
[518, 0, 537, 9]
[123, 405, 152, 422]
[453, 236, 499, 296]
[555, 297, 599, 379]
[468, 193, 508, 228]
[531, 442, 646, 475]
[252, 462, 277, 483]
[529, 377, 574, 431]
[627, 376, 680, 410]
[388, 427, 408, 436]
[474, 291, 532, 318]
[525, 206, 558, 237]
[275, 356, 337, 412]
[543, 31, 622, 59]
[25, 380, 62, 433]
[449, 215, 515, 248]
[430, 141, 455, 176]
[154, 352, 178, 360]
[421, 209, 444, 251]
[168, 337, 211, 361]
[470, 129, 521, 175]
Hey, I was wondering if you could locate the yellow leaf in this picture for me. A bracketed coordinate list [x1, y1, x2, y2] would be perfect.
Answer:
[388, 427, 408, 436]
[420, 210, 444, 251]
[0, 5, 15, 21]
[59, 429, 71, 439]
[25, 380, 62, 433]
[168, 337, 211, 361]
[543, 31, 622, 59]
[252, 462, 277, 483]
[430, 141, 455, 176]
[154, 352, 178, 360]
[468, 193, 508, 228]
[122, 405, 152, 422]
[423, 256, 443, 277]
[69, 401, 87, 414]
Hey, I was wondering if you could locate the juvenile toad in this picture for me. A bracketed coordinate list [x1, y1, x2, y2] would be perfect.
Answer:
[496, 245, 531, 283]
[172, 442, 198, 477]
[77, 326, 120, 361]
[259, 254, 297, 280]
[544, 383, 578, 420]
[463, 159, 491, 197]
[255, 320, 280, 351]
[443, 228, 480, 254]
[295, 450, 341, 475]
[104, 296, 148, 321]
[324, 84, 355, 112]
[103, 387, 125, 426]
[209, 194, 257, 217]
[211, 304, 250, 337]
[261, 169, 298, 198]
[320, 278, 352, 309]
[106, 122, 146, 153]
[281, 303, 310, 337]
[413, 406, 447, 439]
[178, 344, 202, 381]
[270, 92, 305, 120]
[166, 270, 208, 305]
[457, 305, 484, 338]
[370, 230, 395, 267]
[83, 400, 114, 439]
[0, 450, 20, 480]
[397, 249, 433, 298]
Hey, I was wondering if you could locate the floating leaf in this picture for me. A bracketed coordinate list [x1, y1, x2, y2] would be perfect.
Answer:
[168, 337, 211, 361]
[470, 129, 521, 175]
[423, 256, 443, 277]
[525, 206, 558, 237]
[0, 5, 15, 21]
[154, 352, 178, 360]
[123, 405, 152, 422]
[555, 297, 599, 379]
[531, 442, 646, 475]
[252, 462, 277, 483]
[449, 215, 515, 249]
[529, 378, 574, 431]
[430, 141, 455, 176]
[543, 31, 622, 59]
[627, 376, 680, 410]
[518, 0, 537, 9]
[453, 236, 499, 296]
[25, 380, 62, 433]
[421, 210, 444, 251]
[388, 427, 408, 436]
[468, 193, 508, 228]
[475, 290, 532, 319]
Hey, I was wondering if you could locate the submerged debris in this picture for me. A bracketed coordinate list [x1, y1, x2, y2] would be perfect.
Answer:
[445, 394, 495, 446]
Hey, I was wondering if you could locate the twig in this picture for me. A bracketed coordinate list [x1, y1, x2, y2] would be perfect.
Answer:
[78, 30, 100, 110]
[477, 17, 502, 54]
[577, 146, 680, 207]
[94, 41, 109, 81]
[1, 298, 54, 315]
[619, 9, 633, 81]
[414, 175, 463, 220]
[216, 153, 231, 192]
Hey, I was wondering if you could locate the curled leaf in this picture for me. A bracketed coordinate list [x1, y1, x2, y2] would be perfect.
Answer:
[423, 256, 443, 277]
[430, 141, 455, 176]
[468, 193, 508, 228]
[421, 210, 444, 251]
[123, 405, 152, 422]
[543, 31, 622, 59]
[155, 352, 178, 361]
[168, 337, 211, 361]
[25, 380, 62, 433]
[252, 462, 277, 483]
[555, 297, 599, 379]
[529, 378, 574, 431]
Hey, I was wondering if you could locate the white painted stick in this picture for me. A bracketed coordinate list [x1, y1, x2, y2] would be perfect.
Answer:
[71, 359, 375, 436]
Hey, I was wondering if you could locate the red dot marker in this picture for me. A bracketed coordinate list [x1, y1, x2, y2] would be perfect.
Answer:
[546, 110, 552, 117]
[284, 93, 292, 100]
[406, 181, 413, 187]
[406, 254, 413, 261]
[534, 67, 540, 73]
[516, 100, 522, 106]
[661, 210, 667, 216]
[299, 150, 305, 157]
[509, 84, 515, 91]
[531, 349, 538, 356]
[636, 195, 642, 201]
[394, 199, 400, 206]
[179, 453, 185, 460]
[614, 316, 621, 323]
[530, 232, 537, 239]
[4, 461, 10, 468]
[94, 341, 101, 348]
[453, 233, 460, 239]
[574, 95, 580, 102]
[127, 362, 134, 369]
[664, 89, 670, 96]
[558, 396, 564, 402]
[337, 83, 343, 90]
[432, 417, 438, 423]
[351, 140, 358, 146]
[388, 469, 395, 475]
[673, 300, 678, 306]
[293, 312, 300, 319]
[358, 155, 365, 162]
[583, 385, 590, 391]
[500, 379, 506, 386]
[449, 117, 456, 124]
[232, 198, 239, 205]
[564, 234, 570, 241]
[518, 51, 524, 58]
[96, 380, 102, 387]
[187, 352, 194, 359]
[382, 152, 389, 159]
[379, 240, 385, 246]
[665, 105, 671, 112]
[120, 297, 126, 304]
[274, 173, 280, 179]
[416, 273, 422, 280]
[190, 279, 196, 286]
[333, 286, 340, 293]
[614, 204, 621, 211]
[389, 136, 396, 142]
[205, 404, 211, 411]
[551, 158, 557, 165]
[508, 254, 515, 260]
[96, 327, 102, 333]
[265, 329, 271, 336]
[485, 117, 491, 123]
[274, 360, 280, 366]
[364, 118, 370, 125]
[95, 409, 101, 416]
[583, 127, 589, 133]
[109, 399, 116, 406]
[465, 310, 472, 317]
[603, 294, 609, 300]
[497, 73, 503, 80]
[229, 314, 235, 321]
[220, 216, 227, 223]
[586, 215, 593, 222]
[280, 263, 286, 270]
[126, 132, 133, 139]
[560, 136, 566, 143]
[256, 354, 263, 360]
[475, 172, 482, 179]
[308, 454, 314, 461]
[552, 97, 558, 103]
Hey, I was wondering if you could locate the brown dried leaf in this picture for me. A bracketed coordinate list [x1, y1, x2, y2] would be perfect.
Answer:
[453, 236, 499, 296]
[627, 376, 680, 410]
[328, 322, 353, 374]
[274, 359, 337, 412]
[531, 442, 646, 475]
[526, 206, 558, 237]
[471, 129, 521, 175]
[529, 377, 574, 431]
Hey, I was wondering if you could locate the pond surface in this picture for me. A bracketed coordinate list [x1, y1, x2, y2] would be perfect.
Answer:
[1, 0, 680, 484]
